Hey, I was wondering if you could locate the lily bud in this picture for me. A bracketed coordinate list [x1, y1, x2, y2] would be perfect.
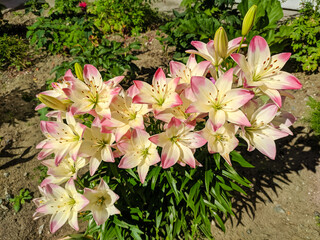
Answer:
[214, 27, 228, 60]
[242, 5, 257, 36]
[38, 94, 67, 111]
[74, 63, 84, 81]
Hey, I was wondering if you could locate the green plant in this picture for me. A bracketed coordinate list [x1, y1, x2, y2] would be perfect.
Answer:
[78, 151, 253, 239]
[282, 0, 320, 72]
[52, 38, 140, 83]
[34, 165, 48, 183]
[25, 0, 49, 16]
[27, 15, 100, 54]
[88, 0, 161, 36]
[160, 0, 284, 61]
[26, 0, 99, 54]
[9, 189, 33, 212]
[27, 0, 161, 55]
[0, 34, 31, 70]
[307, 97, 320, 135]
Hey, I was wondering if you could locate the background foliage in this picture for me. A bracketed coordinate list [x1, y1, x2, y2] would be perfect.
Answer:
[159, 0, 285, 61]
[283, 0, 320, 72]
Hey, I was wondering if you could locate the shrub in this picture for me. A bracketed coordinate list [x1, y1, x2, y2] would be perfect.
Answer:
[284, 0, 320, 72]
[88, 0, 161, 36]
[26, 0, 99, 54]
[307, 97, 320, 135]
[0, 34, 31, 70]
[26, 0, 162, 54]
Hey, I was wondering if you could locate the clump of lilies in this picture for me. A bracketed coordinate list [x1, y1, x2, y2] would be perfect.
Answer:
[33, 5, 301, 234]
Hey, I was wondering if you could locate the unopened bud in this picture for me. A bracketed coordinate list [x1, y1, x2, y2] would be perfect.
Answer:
[74, 63, 84, 81]
[214, 27, 228, 59]
[242, 5, 257, 36]
[38, 94, 67, 111]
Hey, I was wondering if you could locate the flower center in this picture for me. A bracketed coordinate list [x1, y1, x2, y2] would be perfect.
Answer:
[216, 134, 225, 142]
[170, 136, 179, 143]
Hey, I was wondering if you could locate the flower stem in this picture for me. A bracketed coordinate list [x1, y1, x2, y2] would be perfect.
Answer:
[215, 65, 219, 79]
[237, 36, 245, 53]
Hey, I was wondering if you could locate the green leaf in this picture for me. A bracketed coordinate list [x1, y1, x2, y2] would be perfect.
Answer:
[205, 169, 214, 194]
[230, 151, 254, 168]
[13, 200, 21, 212]
[164, 171, 180, 200]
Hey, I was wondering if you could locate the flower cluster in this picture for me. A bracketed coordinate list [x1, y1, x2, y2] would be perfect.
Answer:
[33, 34, 301, 233]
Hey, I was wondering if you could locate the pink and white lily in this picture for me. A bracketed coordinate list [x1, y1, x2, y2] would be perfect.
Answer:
[63, 65, 122, 118]
[240, 102, 289, 159]
[33, 179, 89, 233]
[37, 112, 86, 166]
[40, 156, 87, 187]
[231, 36, 302, 107]
[101, 91, 151, 142]
[83, 179, 120, 226]
[186, 37, 244, 66]
[132, 68, 183, 114]
[169, 54, 211, 95]
[35, 70, 74, 112]
[155, 90, 202, 124]
[80, 118, 116, 176]
[200, 121, 239, 165]
[149, 117, 207, 169]
[118, 129, 160, 183]
[186, 69, 254, 129]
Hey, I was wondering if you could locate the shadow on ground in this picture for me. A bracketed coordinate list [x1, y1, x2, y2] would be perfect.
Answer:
[0, 87, 39, 126]
[0, 139, 36, 170]
[231, 126, 320, 226]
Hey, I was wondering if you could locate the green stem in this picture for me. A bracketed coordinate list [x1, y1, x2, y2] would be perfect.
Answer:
[236, 35, 245, 53]
[215, 65, 219, 79]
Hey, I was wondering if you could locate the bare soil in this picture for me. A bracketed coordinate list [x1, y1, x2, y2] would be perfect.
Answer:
[0, 12, 319, 240]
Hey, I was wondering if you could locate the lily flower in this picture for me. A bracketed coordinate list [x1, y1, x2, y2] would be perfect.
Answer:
[101, 91, 151, 142]
[170, 54, 211, 92]
[35, 71, 73, 111]
[132, 68, 183, 114]
[40, 157, 87, 187]
[149, 117, 207, 169]
[33, 179, 89, 233]
[239, 102, 289, 159]
[231, 36, 302, 107]
[272, 110, 296, 135]
[186, 69, 254, 129]
[80, 118, 116, 176]
[37, 112, 86, 166]
[118, 129, 160, 183]
[186, 37, 244, 66]
[83, 179, 120, 226]
[63, 65, 122, 118]
[200, 121, 239, 165]
[155, 90, 203, 124]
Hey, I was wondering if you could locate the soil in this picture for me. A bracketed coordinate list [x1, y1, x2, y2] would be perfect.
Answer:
[0, 10, 320, 240]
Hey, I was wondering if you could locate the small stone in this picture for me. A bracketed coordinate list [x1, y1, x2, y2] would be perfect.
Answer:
[38, 224, 44, 235]
[24, 172, 28, 177]
[3, 172, 9, 177]
[0, 204, 8, 210]
[274, 204, 286, 214]
[246, 229, 252, 234]
[5, 194, 11, 201]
